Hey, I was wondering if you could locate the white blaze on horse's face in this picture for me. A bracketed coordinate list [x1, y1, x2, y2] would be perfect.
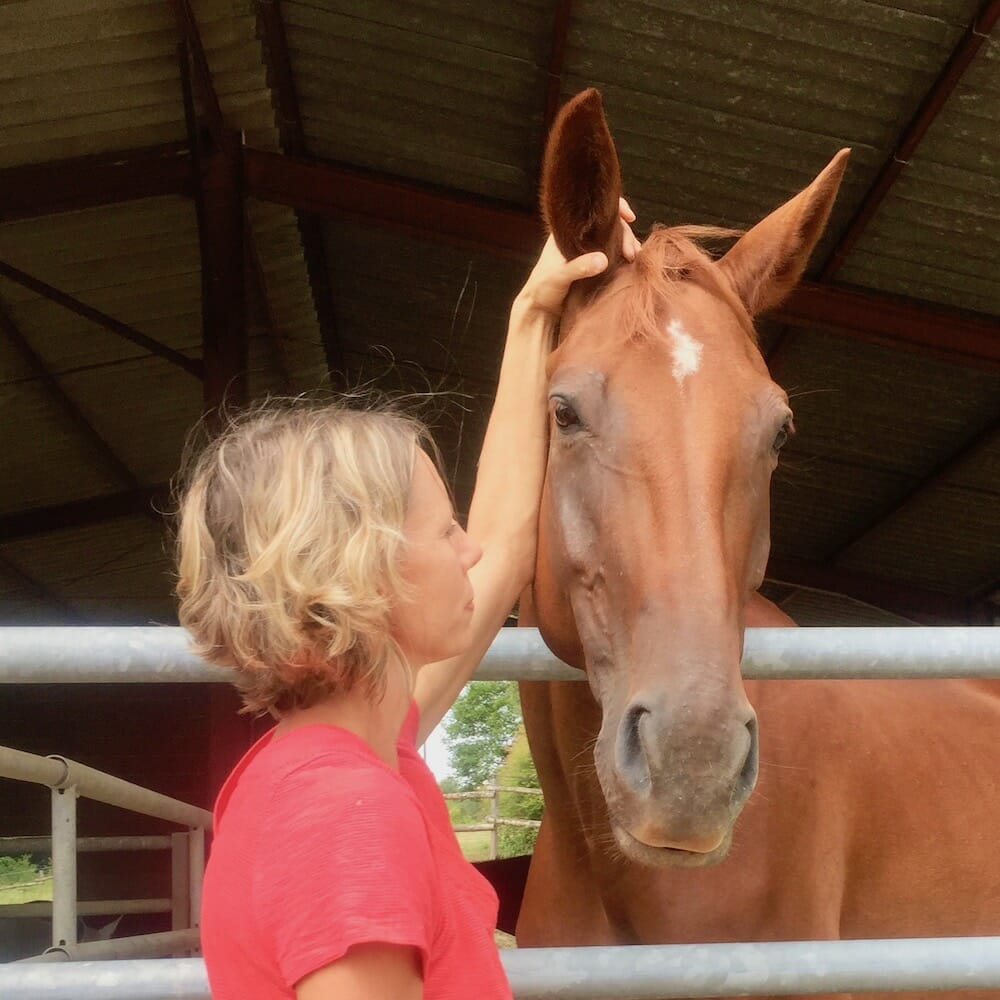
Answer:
[665, 318, 703, 382]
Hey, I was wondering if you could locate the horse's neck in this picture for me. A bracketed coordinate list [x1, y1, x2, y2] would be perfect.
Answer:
[744, 591, 797, 627]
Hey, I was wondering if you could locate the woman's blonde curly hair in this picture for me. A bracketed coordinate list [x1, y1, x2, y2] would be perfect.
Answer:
[173, 399, 437, 714]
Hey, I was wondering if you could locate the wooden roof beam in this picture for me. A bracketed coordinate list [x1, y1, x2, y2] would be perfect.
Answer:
[823, 415, 1000, 565]
[0, 294, 162, 553]
[0, 551, 87, 624]
[0, 144, 190, 223]
[0, 296, 142, 492]
[243, 148, 1000, 369]
[176, 40, 247, 415]
[777, 281, 1000, 370]
[254, 0, 345, 381]
[169, 0, 225, 140]
[0, 486, 168, 545]
[0, 259, 203, 378]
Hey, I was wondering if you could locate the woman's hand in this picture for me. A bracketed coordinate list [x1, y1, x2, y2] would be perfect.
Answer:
[515, 197, 641, 318]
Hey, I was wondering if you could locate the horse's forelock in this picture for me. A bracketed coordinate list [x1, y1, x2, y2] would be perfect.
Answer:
[617, 225, 757, 347]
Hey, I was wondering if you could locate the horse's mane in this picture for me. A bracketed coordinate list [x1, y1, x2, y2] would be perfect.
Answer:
[619, 224, 758, 345]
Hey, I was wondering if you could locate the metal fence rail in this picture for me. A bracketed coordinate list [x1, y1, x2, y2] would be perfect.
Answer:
[0, 742, 208, 959]
[2, 624, 999, 997]
[5, 937, 1000, 998]
[2, 625, 1000, 683]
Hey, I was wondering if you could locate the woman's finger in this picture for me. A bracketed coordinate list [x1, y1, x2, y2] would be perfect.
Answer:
[618, 196, 636, 223]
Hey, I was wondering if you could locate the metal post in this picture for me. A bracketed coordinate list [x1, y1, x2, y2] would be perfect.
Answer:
[490, 786, 499, 860]
[171, 832, 191, 933]
[50, 785, 77, 947]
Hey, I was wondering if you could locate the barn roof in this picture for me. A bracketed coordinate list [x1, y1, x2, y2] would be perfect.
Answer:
[1, 0, 998, 628]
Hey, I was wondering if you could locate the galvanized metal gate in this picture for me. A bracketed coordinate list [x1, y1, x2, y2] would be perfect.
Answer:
[2, 626, 1000, 998]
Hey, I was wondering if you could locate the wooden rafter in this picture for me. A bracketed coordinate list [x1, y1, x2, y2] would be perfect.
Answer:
[778, 281, 1000, 371]
[824, 415, 1000, 565]
[254, 0, 345, 381]
[0, 486, 168, 545]
[0, 259, 203, 378]
[4, 142, 996, 370]
[0, 296, 141, 491]
[176, 39, 246, 413]
[767, 0, 999, 372]
[169, 0, 225, 139]
[197, 129, 248, 413]
[0, 550, 86, 623]
[0, 144, 190, 223]
[243, 147, 1000, 369]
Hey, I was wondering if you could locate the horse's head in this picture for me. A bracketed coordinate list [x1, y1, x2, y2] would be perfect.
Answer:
[533, 90, 848, 867]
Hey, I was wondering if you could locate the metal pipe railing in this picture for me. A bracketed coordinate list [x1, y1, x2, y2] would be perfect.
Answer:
[0, 746, 212, 828]
[0, 742, 209, 959]
[2, 625, 1000, 683]
[0, 899, 173, 919]
[5, 937, 1000, 998]
[20, 929, 201, 963]
[0, 836, 173, 853]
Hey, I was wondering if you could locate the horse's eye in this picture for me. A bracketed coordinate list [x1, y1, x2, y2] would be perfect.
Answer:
[772, 420, 793, 453]
[553, 401, 580, 429]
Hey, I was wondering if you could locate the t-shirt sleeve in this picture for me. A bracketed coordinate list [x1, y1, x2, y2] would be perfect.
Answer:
[254, 757, 437, 988]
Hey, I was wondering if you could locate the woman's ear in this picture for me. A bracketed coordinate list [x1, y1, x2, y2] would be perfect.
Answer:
[717, 149, 851, 316]
[541, 89, 625, 271]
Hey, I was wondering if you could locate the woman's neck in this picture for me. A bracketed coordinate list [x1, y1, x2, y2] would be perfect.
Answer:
[273, 669, 412, 769]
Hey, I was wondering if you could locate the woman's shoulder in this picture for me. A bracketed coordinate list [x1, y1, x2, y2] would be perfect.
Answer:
[261, 728, 420, 824]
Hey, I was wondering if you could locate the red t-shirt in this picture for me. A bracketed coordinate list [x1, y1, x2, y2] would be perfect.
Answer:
[201, 703, 511, 999]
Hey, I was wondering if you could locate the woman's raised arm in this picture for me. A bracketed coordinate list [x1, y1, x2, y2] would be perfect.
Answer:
[413, 203, 639, 743]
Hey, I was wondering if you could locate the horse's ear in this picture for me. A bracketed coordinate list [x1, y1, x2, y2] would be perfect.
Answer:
[718, 149, 850, 316]
[541, 89, 624, 269]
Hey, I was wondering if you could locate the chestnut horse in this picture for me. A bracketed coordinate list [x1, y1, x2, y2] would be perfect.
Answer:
[517, 90, 1000, 1000]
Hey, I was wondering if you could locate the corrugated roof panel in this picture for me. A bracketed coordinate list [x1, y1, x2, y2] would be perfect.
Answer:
[836, 41, 1000, 313]
[770, 457, 909, 562]
[770, 329, 1000, 477]
[325, 220, 528, 382]
[283, 0, 551, 202]
[0, 197, 203, 372]
[0, 379, 123, 514]
[837, 482, 1000, 593]
[560, 0, 980, 267]
[247, 201, 330, 391]
[57, 355, 201, 485]
[0, 0, 283, 164]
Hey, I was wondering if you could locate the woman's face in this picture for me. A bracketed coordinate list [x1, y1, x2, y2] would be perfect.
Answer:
[390, 451, 482, 669]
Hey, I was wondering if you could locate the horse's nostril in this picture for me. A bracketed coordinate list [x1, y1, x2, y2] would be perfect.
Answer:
[616, 703, 652, 790]
[735, 715, 759, 802]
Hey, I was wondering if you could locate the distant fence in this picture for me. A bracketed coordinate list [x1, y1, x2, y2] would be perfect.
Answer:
[443, 785, 543, 859]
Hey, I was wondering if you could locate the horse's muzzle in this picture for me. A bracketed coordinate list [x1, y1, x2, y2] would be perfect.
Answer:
[605, 694, 759, 864]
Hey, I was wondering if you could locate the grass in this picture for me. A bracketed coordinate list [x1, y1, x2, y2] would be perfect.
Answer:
[455, 830, 493, 862]
[0, 877, 53, 905]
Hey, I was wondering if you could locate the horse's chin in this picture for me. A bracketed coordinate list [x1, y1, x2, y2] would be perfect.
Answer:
[612, 824, 734, 869]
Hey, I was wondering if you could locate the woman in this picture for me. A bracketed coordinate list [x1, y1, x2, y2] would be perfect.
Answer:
[174, 207, 639, 1000]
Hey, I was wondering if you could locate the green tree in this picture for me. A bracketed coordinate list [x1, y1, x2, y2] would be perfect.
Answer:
[444, 681, 521, 790]
[496, 727, 543, 857]
[0, 855, 43, 888]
